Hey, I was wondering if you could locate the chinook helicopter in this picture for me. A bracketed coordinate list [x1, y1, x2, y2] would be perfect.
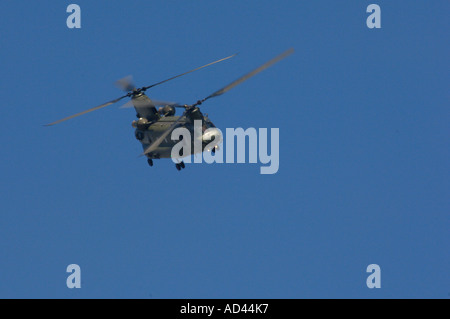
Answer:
[46, 48, 293, 170]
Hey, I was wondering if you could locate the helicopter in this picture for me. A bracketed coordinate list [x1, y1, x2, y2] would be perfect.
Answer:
[46, 48, 293, 170]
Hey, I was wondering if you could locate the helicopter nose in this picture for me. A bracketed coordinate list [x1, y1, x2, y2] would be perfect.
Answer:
[202, 128, 223, 144]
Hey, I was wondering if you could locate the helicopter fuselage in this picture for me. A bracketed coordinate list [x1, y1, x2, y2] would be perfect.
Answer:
[131, 94, 221, 160]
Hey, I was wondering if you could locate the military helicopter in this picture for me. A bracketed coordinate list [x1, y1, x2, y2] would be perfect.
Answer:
[46, 48, 293, 170]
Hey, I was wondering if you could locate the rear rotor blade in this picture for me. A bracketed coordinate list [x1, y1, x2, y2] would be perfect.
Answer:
[141, 54, 237, 91]
[45, 95, 129, 126]
[201, 48, 294, 104]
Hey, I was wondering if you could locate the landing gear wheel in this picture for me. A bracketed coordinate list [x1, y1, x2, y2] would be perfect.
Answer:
[147, 159, 153, 167]
[176, 161, 185, 171]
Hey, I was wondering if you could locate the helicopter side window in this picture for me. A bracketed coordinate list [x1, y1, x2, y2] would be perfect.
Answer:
[135, 130, 144, 141]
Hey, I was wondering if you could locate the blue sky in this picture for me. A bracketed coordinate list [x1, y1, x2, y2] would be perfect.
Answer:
[0, 1, 448, 298]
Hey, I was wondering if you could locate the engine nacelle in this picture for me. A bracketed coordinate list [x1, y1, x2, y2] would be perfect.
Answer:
[158, 105, 176, 116]
[132, 117, 150, 130]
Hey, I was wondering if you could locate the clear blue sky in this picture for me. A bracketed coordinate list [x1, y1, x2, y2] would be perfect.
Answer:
[0, 1, 448, 298]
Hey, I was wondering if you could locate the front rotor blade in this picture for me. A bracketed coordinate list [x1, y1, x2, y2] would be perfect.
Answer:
[141, 54, 237, 91]
[115, 75, 136, 92]
[45, 95, 128, 126]
[142, 111, 188, 156]
[119, 100, 134, 109]
[151, 100, 181, 107]
[202, 48, 294, 102]
[119, 99, 180, 109]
